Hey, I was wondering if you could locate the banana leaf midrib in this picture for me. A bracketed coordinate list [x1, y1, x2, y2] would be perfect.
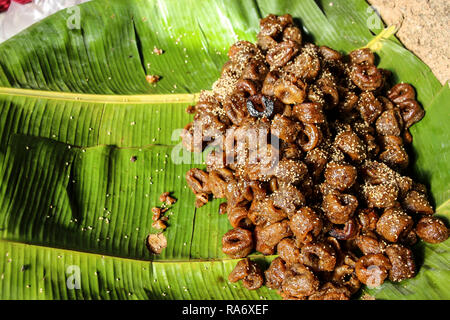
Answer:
[0, 87, 199, 104]
[364, 25, 397, 50]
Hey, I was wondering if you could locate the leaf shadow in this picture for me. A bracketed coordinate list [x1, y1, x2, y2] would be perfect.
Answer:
[406, 141, 437, 210]
[412, 241, 426, 274]
[67, 162, 83, 225]
[293, 17, 316, 44]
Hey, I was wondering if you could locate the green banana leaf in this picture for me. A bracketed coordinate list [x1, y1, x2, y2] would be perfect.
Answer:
[0, 0, 448, 300]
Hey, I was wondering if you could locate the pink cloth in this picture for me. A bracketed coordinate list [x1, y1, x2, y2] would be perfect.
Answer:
[0, 1, 32, 13]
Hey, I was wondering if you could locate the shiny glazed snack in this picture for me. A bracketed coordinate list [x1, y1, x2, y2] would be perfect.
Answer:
[182, 14, 448, 300]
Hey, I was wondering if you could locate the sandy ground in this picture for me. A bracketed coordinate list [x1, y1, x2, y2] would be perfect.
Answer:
[368, 0, 449, 84]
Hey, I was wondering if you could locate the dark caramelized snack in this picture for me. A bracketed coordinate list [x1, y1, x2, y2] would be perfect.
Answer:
[294, 102, 326, 124]
[228, 258, 264, 290]
[350, 64, 383, 91]
[356, 231, 385, 255]
[281, 264, 320, 298]
[335, 130, 367, 162]
[266, 40, 299, 68]
[222, 227, 254, 258]
[349, 48, 375, 65]
[186, 168, 210, 194]
[376, 208, 413, 243]
[227, 206, 250, 228]
[329, 219, 359, 240]
[308, 283, 351, 300]
[331, 253, 361, 294]
[357, 209, 379, 231]
[299, 242, 337, 272]
[181, 14, 442, 300]
[385, 244, 416, 282]
[322, 192, 358, 224]
[416, 216, 449, 244]
[357, 92, 384, 124]
[289, 207, 323, 244]
[271, 114, 301, 143]
[265, 257, 288, 290]
[403, 190, 434, 215]
[387, 83, 415, 104]
[277, 238, 301, 266]
[355, 254, 392, 286]
[376, 109, 404, 136]
[254, 220, 292, 255]
[324, 162, 357, 191]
